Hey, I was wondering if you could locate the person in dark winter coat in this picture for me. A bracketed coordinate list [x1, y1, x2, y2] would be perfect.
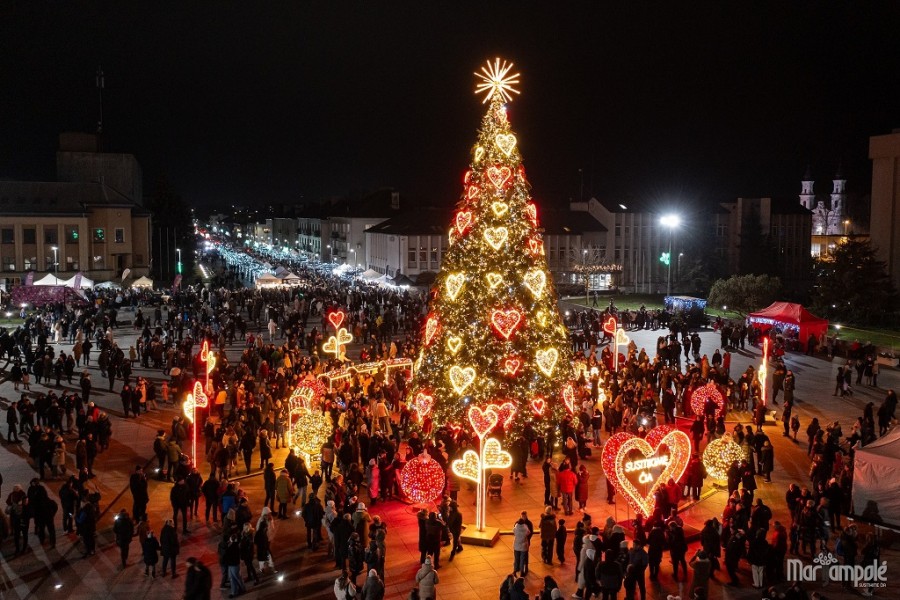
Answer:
[183, 557, 213, 600]
[113, 508, 135, 568]
[160, 519, 180, 578]
[240, 523, 260, 585]
[170, 479, 190, 534]
[141, 530, 161, 577]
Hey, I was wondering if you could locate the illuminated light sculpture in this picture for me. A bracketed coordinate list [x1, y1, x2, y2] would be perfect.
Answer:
[702, 433, 744, 481]
[612, 328, 630, 373]
[182, 381, 209, 463]
[491, 307, 523, 340]
[474, 57, 521, 104]
[601, 426, 692, 517]
[291, 408, 333, 466]
[455, 211, 473, 235]
[759, 337, 769, 406]
[602, 316, 617, 337]
[491, 201, 510, 217]
[530, 397, 546, 416]
[326, 310, 346, 330]
[322, 327, 353, 359]
[486, 273, 504, 289]
[483, 227, 509, 250]
[528, 238, 545, 256]
[467, 185, 480, 200]
[487, 165, 512, 190]
[690, 382, 727, 419]
[399, 450, 446, 505]
[495, 133, 517, 157]
[449, 365, 476, 395]
[445, 273, 465, 300]
[467, 405, 499, 438]
[490, 401, 518, 430]
[424, 315, 440, 346]
[287, 380, 327, 442]
[447, 336, 463, 355]
[535, 348, 559, 377]
[523, 269, 546, 298]
[474, 146, 485, 163]
[482, 438, 513, 468]
[502, 357, 522, 376]
[199, 340, 216, 395]
[451, 450, 482, 483]
[524, 203, 538, 227]
[413, 391, 435, 419]
[561, 382, 576, 414]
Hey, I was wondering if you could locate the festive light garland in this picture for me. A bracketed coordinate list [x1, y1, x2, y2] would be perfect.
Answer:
[702, 433, 743, 481]
[399, 451, 446, 504]
[690, 382, 727, 419]
[601, 426, 692, 517]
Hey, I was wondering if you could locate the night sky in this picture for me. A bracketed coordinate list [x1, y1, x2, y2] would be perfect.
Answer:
[2, 2, 899, 211]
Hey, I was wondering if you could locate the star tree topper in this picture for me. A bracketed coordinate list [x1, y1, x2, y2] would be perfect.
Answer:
[475, 58, 521, 104]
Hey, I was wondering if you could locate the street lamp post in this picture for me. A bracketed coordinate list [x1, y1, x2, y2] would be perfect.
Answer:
[51, 246, 58, 276]
[660, 214, 681, 298]
[176, 248, 182, 274]
[326, 244, 331, 263]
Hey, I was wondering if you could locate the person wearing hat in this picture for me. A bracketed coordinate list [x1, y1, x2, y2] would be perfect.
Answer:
[360, 567, 384, 600]
[183, 557, 213, 600]
[354, 502, 373, 544]
[447, 500, 463, 562]
[415, 557, 439, 600]
[689, 548, 711, 596]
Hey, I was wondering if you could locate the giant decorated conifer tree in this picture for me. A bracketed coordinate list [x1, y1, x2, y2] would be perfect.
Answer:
[411, 59, 575, 444]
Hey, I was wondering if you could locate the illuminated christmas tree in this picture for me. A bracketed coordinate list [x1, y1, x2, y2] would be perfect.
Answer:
[411, 59, 575, 444]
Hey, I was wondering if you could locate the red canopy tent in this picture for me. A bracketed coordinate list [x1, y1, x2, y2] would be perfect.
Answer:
[747, 302, 828, 343]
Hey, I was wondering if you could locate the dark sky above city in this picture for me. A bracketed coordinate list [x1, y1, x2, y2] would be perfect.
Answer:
[2, 2, 899, 212]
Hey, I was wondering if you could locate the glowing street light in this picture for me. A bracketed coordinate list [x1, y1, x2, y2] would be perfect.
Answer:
[51, 246, 58, 275]
[659, 214, 681, 297]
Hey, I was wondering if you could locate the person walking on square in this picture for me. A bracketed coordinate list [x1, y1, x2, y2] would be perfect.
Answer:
[160, 518, 180, 578]
[539, 507, 556, 564]
[113, 508, 135, 569]
[555, 519, 567, 564]
[447, 500, 463, 561]
[142, 529, 161, 578]
[513, 518, 530, 576]
[415, 557, 438, 600]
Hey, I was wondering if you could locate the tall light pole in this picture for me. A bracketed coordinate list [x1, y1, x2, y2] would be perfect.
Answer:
[326, 244, 331, 263]
[660, 214, 681, 298]
[51, 246, 58, 277]
[176, 248, 182, 274]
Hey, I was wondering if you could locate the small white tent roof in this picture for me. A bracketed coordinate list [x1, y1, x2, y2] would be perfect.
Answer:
[853, 426, 900, 526]
[132, 276, 154, 288]
[255, 274, 282, 287]
[33, 273, 65, 286]
[95, 281, 122, 290]
[360, 269, 381, 281]
[62, 275, 94, 289]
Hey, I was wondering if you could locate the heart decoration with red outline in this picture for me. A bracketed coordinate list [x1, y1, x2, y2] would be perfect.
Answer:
[528, 238, 544, 256]
[199, 340, 210, 364]
[531, 397, 546, 416]
[487, 165, 512, 189]
[327, 310, 346, 330]
[561, 382, 576, 414]
[455, 211, 473, 235]
[602, 316, 618, 335]
[413, 391, 435, 419]
[525, 203, 538, 226]
[467, 185, 480, 200]
[503, 357, 522, 376]
[424, 314, 440, 346]
[490, 402, 517, 430]
[468, 405, 499, 439]
[491, 307, 523, 340]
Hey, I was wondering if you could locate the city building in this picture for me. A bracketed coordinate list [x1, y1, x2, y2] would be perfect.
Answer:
[869, 129, 900, 291]
[799, 166, 856, 257]
[0, 133, 151, 286]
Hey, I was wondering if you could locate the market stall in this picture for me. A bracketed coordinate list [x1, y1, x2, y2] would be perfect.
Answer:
[747, 302, 828, 347]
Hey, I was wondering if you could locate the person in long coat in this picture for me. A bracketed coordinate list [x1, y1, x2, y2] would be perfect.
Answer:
[141, 530, 161, 577]
[575, 465, 590, 510]
[160, 519, 180, 578]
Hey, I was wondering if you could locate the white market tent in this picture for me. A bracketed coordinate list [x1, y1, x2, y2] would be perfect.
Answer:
[360, 269, 381, 281]
[33, 274, 66, 286]
[853, 426, 900, 527]
[279, 272, 302, 284]
[95, 281, 122, 290]
[132, 276, 154, 289]
[62, 275, 94, 289]
[274, 265, 289, 277]
[255, 274, 283, 288]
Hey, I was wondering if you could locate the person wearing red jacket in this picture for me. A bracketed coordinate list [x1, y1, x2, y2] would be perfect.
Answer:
[557, 466, 578, 516]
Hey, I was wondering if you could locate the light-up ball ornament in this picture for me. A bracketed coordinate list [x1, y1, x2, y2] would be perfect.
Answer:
[399, 451, 446, 504]
[292, 409, 333, 462]
[601, 426, 692, 518]
[452, 450, 481, 484]
[690, 382, 727, 419]
[702, 433, 743, 481]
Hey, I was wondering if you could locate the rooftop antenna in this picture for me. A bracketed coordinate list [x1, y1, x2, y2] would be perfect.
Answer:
[95, 65, 105, 134]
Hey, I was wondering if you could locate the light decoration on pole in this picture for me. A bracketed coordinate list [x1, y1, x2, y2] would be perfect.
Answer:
[326, 309, 346, 330]
[322, 328, 353, 360]
[759, 337, 770, 406]
[702, 433, 744, 481]
[601, 425, 692, 518]
[399, 450, 446, 505]
[182, 381, 208, 463]
[199, 340, 216, 395]
[690, 382, 727, 419]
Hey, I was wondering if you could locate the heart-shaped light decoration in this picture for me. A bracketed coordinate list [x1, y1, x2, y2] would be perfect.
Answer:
[486, 272, 503, 289]
[531, 397, 546, 416]
[468, 405, 499, 438]
[503, 357, 522, 376]
[424, 314, 439, 346]
[689, 382, 727, 419]
[199, 340, 210, 364]
[327, 310, 345, 330]
[413, 391, 435, 419]
[483, 438, 513, 469]
[455, 211, 473, 235]
[535, 348, 559, 377]
[449, 365, 476, 395]
[523, 270, 546, 298]
[467, 185, 480, 200]
[491, 201, 509, 217]
[399, 451, 446, 504]
[487, 165, 512, 190]
[491, 402, 517, 430]
[452, 450, 482, 484]
[536, 311, 548, 326]
[322, 337, 339, 356]
[528, 238, 545, 256]
[445, 273, 465, 301]
[483, 227, 509, 250]
[615, 329, 631, 346]
[491, 307, 523, 340]
[322, 327, 353, 357]
[601, 427, 692, 518]
[602, 316, 618, 335]
[561, 382, 576, 414]
[447, 336, 462, 355]
[495, 133, 517, 157]
[525, 203, 538, 227]
[473, 146, 485, 164]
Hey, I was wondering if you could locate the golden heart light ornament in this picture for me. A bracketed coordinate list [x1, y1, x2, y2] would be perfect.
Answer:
[483, 227, 509, 250]
[323, 328, 353, 357]
[494, 133, 517, 157]
[615, 328, 631, 346]
[535, 348, 559, 377]
[455, 211, 473, 235]
[473, 146, 485, 163]
[487, 165, 512, 189]
[601, 426, 692, 518]
[486, 273, 503, 289]
[467, 185, 480, 200]
[525, 203, 538, 226]
[523, 270, 546, 298]
[468, 405, 499, 438]
[482, 438, 513, 469]
[424, 314, 440, 346]
[491, 201, 509, 217]
[446, 336, 462, 355]
[444, 273, 465, 301]
[561, 382, 576, 413]
[413, 391, 435, 419]
[183, 381, 209, 422]
[452, 450, 482, 484]
[449, 365, 476, 395]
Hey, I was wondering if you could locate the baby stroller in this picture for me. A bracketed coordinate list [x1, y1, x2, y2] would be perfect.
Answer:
[487, 473, 504, 499]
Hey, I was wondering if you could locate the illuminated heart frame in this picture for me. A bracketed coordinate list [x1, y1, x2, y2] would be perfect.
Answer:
[523, 270, 546, 298]
[413, 391, 435, 419]
[561, 382, 576, 413]
[445, 273, 465, 300]
[327, 310, 346, 330]
[601, 426, 692, 518]
[530, 397, 545, 416]
[449, 365, 476, 395]
[491, 307, 523, 340]
[484, 227, 509, 250]
[424, 314, 440, 346]
[602, 316, 618, 335]
[495, 133, 517, 157]
[482, 438, 512, 469]
[486, 273, 503, 289]
[452, 450, 482, 483]
[455, 211, 473, 235]
[491, 201, 509, 217]
[535, 348, 559, 377]
[468, 405, 498, 438]
[487, 165, 512, 189]
[447, 336, 463, 354]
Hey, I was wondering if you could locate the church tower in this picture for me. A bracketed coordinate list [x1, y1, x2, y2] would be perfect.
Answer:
[799, 165, 815, 210]
[828, 163, 847, 235]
